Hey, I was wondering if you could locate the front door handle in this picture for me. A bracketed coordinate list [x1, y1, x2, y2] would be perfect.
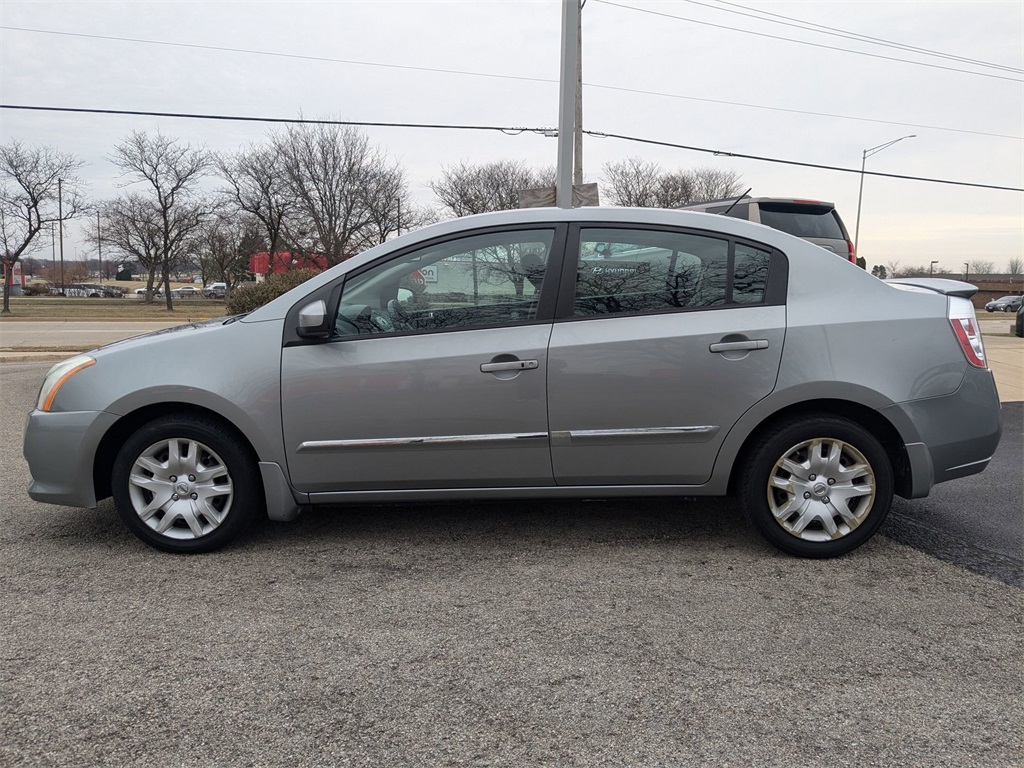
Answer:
[480, 359, 539, 373]
[709, 339, 769, 353]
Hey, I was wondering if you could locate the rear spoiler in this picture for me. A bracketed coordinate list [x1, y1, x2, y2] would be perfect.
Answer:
[884, 278, 978, 298]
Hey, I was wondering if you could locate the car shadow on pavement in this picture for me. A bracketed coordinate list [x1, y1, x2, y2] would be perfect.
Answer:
[239, 496, 769, 558]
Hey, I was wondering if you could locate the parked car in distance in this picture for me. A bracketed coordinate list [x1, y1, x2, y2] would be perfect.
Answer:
[171, 286, 201, 298]
[56, 283, 124, 298]
[23, 208, 1001, 558]
[134, 287, 163, 298]
[678, 196, 856, 263]
[984, 295, 1022, 312]
[204, 282, 227, 299]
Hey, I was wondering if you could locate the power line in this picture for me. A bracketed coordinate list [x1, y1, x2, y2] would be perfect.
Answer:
[0, 104, 547, 134]
[1, 25, 1018, 140]
[592, 0, 1024, 83]
[585, 130, 1024, 192]
[3, 103, 1020, 193]
[695, 0, 1023, 74]
[586, 83, 1021, 140]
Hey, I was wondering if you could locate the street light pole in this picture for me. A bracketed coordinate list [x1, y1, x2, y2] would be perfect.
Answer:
[853, 135, 916, 257]
[929, 260, 938, 275]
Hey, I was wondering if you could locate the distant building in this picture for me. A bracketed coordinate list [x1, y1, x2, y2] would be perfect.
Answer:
[248, 252, 328, 282]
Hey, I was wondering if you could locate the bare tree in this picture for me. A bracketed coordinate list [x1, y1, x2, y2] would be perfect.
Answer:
[109, 130, 213, 308]
[885, 259, 902, 278]
[277, 123, 402, 267]
[968, 259, 996, 276]
[601, 157, 662, 207]
[688, 166, 744, 202]
[94, 194, 164, 301]
[601, 157, 743, 208]
[654, 170, 696, 208]
[0, 141, 86, 313]
[216, 142, 293, 275]
[430, 159, 552, 217]
[195, 213, 263, 290]
[361, 164, 433, 245]
[1007, 257, 1022, 276]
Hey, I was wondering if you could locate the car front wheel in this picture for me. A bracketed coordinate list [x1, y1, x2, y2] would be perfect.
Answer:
[738, 415, 894, 558]
[111, 413, 261, 553]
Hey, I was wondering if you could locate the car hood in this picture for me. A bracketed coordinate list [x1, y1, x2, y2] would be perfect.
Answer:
[86, 315, 247, 358]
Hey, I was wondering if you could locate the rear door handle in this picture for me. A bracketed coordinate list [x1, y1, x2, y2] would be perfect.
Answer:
[480, 359, 539, 373]
[709, 340, 769, 353]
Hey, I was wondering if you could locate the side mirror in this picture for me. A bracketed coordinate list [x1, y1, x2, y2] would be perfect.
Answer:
[296, 299, 330, 339]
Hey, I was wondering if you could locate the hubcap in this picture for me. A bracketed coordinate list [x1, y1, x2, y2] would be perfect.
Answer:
[766, 437, 875, 542]
[127, 438, 234, 540]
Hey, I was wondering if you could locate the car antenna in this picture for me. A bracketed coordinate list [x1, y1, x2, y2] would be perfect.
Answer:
[721, 188, 752, 216]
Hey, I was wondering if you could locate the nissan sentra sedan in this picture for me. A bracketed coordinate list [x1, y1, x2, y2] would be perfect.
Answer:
[24, 208, 1002, 557]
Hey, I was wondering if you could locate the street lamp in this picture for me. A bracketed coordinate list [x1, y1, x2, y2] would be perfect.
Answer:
[929, 260, 938, 275]
[853, 135, 916, 257]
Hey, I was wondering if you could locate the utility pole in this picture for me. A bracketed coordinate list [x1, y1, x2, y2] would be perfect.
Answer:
[555, 0, 580, 208]
[574, 0, 583, 186]
[97, 210, 102, 283]
[58, 178, 65, 294]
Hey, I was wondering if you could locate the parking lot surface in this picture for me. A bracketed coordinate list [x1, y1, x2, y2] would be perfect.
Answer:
[1, 362, 1022, 767]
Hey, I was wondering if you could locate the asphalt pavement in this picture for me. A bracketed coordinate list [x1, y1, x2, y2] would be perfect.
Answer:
[2, 350, 1023, 765]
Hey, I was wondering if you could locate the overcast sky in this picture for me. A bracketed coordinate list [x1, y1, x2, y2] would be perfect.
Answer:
[1, 0, 1021, 274]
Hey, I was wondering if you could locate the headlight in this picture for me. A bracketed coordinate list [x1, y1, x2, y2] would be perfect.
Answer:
[36, 355, 96, 412]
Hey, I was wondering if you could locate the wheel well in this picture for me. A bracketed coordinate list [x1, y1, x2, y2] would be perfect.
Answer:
[728, 399, 909, 496]
[92, 403, 261, 502]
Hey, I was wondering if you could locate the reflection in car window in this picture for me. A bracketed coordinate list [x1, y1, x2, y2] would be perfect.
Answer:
[733, 244, 771, 304]
[575, 228, 769, 317]
[335, 229, 555, 338]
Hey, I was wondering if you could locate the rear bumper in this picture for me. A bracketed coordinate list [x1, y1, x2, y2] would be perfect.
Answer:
[23, 409, 118, 508]
[883, 367, 1002, 498]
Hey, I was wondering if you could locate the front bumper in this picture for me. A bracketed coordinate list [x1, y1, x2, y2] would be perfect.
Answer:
[24, 409, 119, 508]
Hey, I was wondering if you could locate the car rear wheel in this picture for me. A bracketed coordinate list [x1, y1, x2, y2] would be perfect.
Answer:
[111, 413, 260, 553]
[738, 415, 894, 558]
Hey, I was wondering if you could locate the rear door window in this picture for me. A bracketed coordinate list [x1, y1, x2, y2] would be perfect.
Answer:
[572, 228, 772, 316]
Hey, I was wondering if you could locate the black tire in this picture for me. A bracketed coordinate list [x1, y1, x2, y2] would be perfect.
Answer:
[738, 415, 894, 558]
[111, 413, 261, 553]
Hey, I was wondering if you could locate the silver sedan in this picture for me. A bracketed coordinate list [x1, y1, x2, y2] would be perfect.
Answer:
[24, 208, 1001, 557]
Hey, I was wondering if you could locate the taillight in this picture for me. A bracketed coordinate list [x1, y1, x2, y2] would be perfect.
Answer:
[948, 296, 987, 368]
[846, 240, 857, 264]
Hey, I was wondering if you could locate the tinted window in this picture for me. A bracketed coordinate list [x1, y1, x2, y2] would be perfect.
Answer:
[574, 228, 768, 317]
[733, 244, 771, 304]
[335, 229, 554, 337]
[758, 204, 844, 239]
